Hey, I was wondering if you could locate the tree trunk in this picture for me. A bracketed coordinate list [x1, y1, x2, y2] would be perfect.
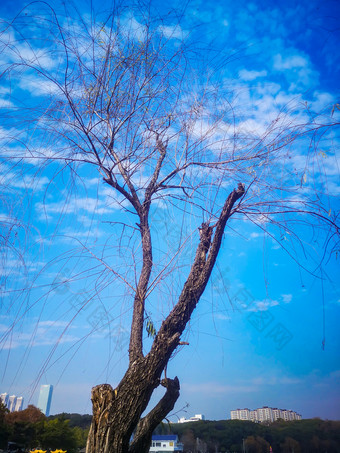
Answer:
[86, 184, 245, 453]
[86, 356, 180, 453]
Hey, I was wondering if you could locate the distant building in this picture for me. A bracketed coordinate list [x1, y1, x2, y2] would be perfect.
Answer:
[230, 406, 301, 423]
[8, 395, 17, 412]
[230, 409, 250, 421]
[0, 393, 9, 408]
[149, 435, 183, 452]
[37, 385, 53, 416]
[14, 396, 24, 411]
[178, 414, 205, 423]
[1, 393, 24, 412]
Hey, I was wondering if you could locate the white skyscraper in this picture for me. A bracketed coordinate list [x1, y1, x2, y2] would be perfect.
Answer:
[14, 396, 24, 411]
[8, 395, 17, 412]
[37, 385, 53, 416]
[0, 393, 9, 408]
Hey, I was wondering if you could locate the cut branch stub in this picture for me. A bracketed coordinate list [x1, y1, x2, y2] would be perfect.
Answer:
[86, 384, 116, 453]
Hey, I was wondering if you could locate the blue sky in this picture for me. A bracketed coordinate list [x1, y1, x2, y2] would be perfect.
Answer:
[0, 0, 339, 422]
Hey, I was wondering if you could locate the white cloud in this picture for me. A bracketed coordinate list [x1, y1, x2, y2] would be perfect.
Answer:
[215, 313, 231, 321]
[239, 69, 268, 81]
[121, 15, 147, 42]
[35, 196, 118, 217]
[60, 226, 104, 243]
[236, 118, 268, 138]
[273, 53, 308, 70]
[1, 171, 49, 192]
[0, 26, 59, 71]
[19, 76, 61, 97]
[159, 24, 188, 40]
[0, 213, 18, 223]
[249, 232, 262, 239]
[0, 145, 69, 167]
[325, 181, 340, 196]
[282, 294, 292, 303]
[248, 299, 279, 312]
[0, 98, 13, 108]
[311, 91, 335, 112]
[38, 320, 74, 328]
[290, 148, 340, 182]
[0, 320, 79, 350]
[251, 375, 303, 385]
[272, 52, 318, 91]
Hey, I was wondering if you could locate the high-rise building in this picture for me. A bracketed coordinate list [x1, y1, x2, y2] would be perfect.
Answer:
[14, 396, 24, 411]
[37, 385, 53, 416]
[1, 393, 24, 412]
[230, 406, 301, 422]
[230, 408, 251, 420]
[0, 393, 9, 408]
[8, 395, 17, 412]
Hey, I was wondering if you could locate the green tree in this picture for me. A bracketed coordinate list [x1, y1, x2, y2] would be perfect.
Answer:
[5, 405, 45, 425]
[280, 436, 301, 453]
[4, 405, 45, 450]
[0, 400, 10, 449]
[8, 422, 37, 450]
[73, 426, 90, 450]
[244, 435, 270, 453]
[37, 418, 78, 453]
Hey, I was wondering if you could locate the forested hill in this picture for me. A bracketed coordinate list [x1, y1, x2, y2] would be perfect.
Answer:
[154, 418, 340, 452]
[48, 413, 92, 429]
[42, 414, 340, 452]
[2, 406, 339, 452]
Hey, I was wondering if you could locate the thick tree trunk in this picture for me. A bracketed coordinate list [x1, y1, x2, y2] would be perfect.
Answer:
[86, 184, 245, 453]
[86, 355, 180, 453]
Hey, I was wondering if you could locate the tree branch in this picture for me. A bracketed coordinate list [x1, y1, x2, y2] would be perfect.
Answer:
[148, 183, 245, 362]
[128, 377, 180, 453]
[128, 137, 168, 363]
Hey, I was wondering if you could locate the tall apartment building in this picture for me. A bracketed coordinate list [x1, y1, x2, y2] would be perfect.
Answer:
[230, 406, 301, 423]
[37, 385, 53, 416]
[1, 393, 24, 412]
[0, 393, 9, 407]
[14, 396, 24, 411]
[8, 395, 17, 412]
[230, 409, 251, 421]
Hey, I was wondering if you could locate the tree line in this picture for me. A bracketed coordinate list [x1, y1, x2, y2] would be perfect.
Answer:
[155, 418, 340, 453]
[2, 403, 339, 453]
[0, 403, 88, 453]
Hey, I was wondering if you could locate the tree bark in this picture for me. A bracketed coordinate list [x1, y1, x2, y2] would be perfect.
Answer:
[86, 184, 245, 453]
[129, 377, 180, 453]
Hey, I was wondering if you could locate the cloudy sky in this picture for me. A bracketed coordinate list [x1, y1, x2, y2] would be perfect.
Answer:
[0, 0, 339, 421]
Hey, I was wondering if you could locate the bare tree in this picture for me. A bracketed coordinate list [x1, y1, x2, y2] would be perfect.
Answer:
[0, 2, 339, 453]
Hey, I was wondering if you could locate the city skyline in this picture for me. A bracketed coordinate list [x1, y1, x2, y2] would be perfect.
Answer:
[0, 393, 24, 412]
[230, 406, 302, 423]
